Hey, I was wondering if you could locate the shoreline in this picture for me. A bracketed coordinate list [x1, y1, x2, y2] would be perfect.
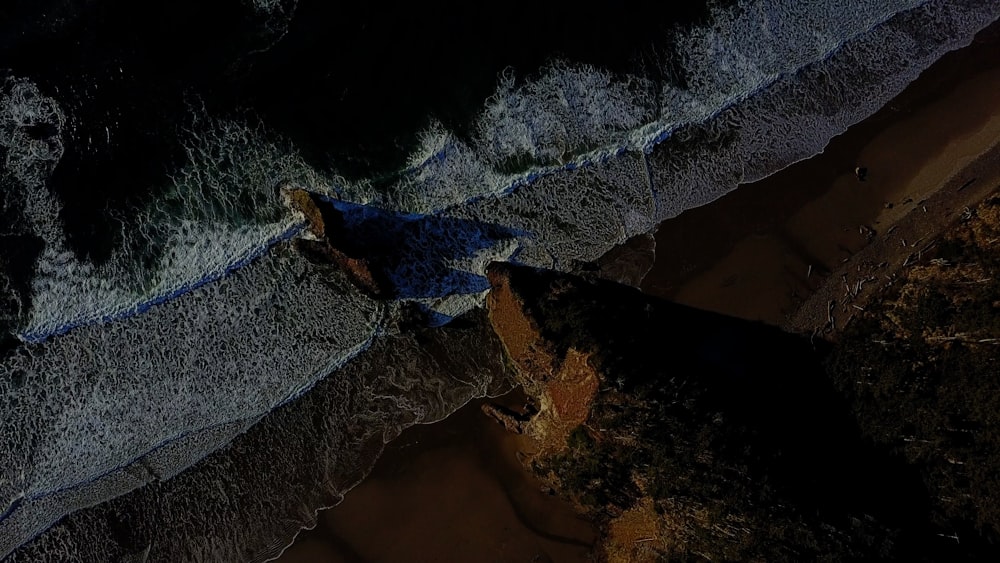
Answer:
[278, 392, 595, 562]
[789, 119, 1000, 336]
[18, 221, 305, 344]
[262, 384, 516, 563]
[642, 22, 1000, 329]
[276, 22, 1000, 563]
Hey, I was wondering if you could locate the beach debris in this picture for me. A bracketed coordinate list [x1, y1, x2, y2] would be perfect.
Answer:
[957, 178, 976, 192]
[855, 166, 868, 181]
[858, 276, 876, 292]
[918, 240, 936, 258]
[927, 334, 1000, 345]
[937, 532, 960, 544]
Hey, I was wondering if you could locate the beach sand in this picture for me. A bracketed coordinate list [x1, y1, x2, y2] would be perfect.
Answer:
[643, 23, 1000, 328]
[278, 392, 595, 562]
[279, 24, 1000, 562]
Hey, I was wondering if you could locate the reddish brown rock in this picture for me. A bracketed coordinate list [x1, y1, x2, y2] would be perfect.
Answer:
[281, 186, 326, 239]
[294, 239, 390, 298]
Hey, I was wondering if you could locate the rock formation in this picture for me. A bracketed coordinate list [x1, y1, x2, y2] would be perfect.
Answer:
[284, 187, 392, 298]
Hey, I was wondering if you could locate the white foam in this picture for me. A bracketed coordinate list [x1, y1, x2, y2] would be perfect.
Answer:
[0, 247, 382, 558]
[13, 117, 328, 341]
[333, 0, 932, 216]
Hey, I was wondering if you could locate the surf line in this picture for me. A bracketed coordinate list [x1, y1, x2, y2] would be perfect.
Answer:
[360, 1, 932, 219]
[0, 322, 382, 558]
[16, 222, 307, 344]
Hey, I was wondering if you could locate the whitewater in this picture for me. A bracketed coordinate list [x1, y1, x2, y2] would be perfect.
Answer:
[2, 0, 999, 560]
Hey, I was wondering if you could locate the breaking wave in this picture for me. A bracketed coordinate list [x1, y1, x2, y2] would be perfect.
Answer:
[2, 0, 998, 559]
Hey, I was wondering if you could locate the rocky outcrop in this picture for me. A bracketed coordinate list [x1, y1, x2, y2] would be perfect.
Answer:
[281, 186, 326, 239]
[294, 239, 390, 298]
[486, 264, 599, 454]
[284, 188, 392, 298]
[479, 402, 533, 434]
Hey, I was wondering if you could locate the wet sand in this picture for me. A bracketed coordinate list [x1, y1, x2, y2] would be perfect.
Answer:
[278, 392, 595, 562]
[643, 24, 1000, 327]
[278, 24, 1000, 563]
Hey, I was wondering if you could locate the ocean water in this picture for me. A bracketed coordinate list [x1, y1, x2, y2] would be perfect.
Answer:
[1, 0, 998, 559]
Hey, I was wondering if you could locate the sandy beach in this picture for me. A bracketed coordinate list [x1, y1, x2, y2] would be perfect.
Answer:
[279, 23, 1000, 562]
[278, 392, 595, 562]
[643, 24, 1000, 328]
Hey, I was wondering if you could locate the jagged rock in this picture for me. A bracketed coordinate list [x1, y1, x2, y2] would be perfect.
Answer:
[281, 186, 326, 239]
[286, 191, 394, 298]
[294, 239, 391, 298]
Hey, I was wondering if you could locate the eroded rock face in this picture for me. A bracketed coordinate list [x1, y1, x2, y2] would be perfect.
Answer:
[482, 262, 959, 562]
[485, 264, 555, 378]
[486, 263, 600, 455]
[285, 190, 393, 298]
[282, 187, 326, 239]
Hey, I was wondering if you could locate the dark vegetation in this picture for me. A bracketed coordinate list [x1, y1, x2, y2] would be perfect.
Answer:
[511, 198, 1000, 561]
[827, 196, 1000, 556]
[503, 196, 1000, 560]
[497, 265, 948, 561]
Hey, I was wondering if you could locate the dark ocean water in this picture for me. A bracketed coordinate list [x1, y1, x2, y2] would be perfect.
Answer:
[2, 0, 999, 560]
[1, 0, 711, 264]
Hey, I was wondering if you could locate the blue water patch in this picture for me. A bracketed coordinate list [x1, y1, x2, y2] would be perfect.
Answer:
[321, 197, 524, 299]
